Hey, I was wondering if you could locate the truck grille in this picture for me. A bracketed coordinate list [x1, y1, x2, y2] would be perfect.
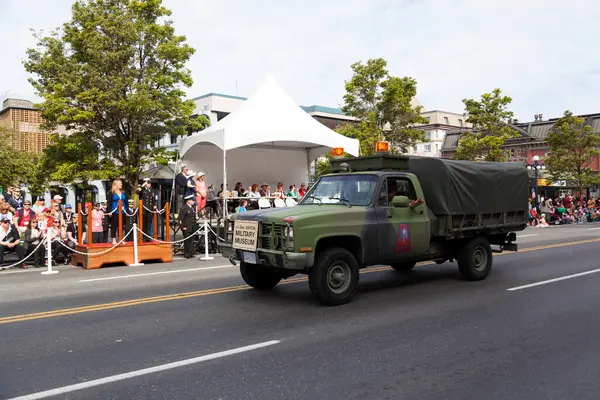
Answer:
[260, 223, 286, 250]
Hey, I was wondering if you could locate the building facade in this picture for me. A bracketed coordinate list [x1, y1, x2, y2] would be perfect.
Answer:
[405, 110, 471, 158]
[0, 98, 67, 153]
[440, 113, 600, 196]
[441, 113, 600, 167]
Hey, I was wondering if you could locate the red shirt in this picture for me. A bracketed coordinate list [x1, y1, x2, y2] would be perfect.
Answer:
[18, 209, 33, 227]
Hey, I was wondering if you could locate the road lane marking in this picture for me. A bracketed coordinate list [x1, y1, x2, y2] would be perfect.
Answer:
[6, 340, 281, 400]
[507, 268, 600, 291]
[587, 227, 600, 231]
[79, 265, 234, 282]
[517, 234, 538, 238]
[2, 238, 600, 325]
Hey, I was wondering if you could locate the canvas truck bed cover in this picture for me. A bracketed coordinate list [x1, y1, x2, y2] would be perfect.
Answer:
[407, 157, 529, 216]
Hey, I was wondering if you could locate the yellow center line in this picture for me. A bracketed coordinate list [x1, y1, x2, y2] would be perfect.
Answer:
[1, 237, 599, 325]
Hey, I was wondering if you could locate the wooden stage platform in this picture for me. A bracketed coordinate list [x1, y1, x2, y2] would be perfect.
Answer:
[72, 241, 173, 269]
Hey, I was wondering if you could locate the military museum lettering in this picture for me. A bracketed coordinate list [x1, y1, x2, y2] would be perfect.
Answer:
[232, 220, 259, 251]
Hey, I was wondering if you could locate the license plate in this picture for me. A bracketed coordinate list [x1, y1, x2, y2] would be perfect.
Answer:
[232, 220, 259, 251]
[242, 251, 257, 264]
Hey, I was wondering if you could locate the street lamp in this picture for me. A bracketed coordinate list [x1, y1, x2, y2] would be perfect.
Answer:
[526, 155, 546, 208]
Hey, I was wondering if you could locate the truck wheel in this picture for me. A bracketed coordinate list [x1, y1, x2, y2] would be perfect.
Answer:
[309, 248, 359, 306]
[390, 262, 416, 272]
[240, 262, 281, 290]
[457, 237, 492, 281]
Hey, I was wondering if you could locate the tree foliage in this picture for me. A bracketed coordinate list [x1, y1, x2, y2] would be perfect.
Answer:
[338, 58, 428, 156]
[454, 88, 518, 162]
[0, 126, 35, 191]
[545, 110, 600, 192]
[313, 155, 332, 180]
[24, 0, 208, 194]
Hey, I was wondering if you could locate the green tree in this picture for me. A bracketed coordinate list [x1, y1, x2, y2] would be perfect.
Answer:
[35, 132, 118, 184]
[454, 88, 518, 162]
[545, 110, 600, 193]
[338, 58, 428, 156]
[24, 0, 207, 195]
[313, 155, 332, 180]
[0, 126, 37, 190]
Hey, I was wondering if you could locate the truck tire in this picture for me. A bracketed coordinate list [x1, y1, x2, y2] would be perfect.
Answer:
[240, 262, 281, 290]
[390, 262, 416, 272]
[309, 248, 359, 306]
[457, 237, 492, 281]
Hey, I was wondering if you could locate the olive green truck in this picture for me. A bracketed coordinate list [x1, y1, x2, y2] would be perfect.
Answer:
[219, 154, 529, 306]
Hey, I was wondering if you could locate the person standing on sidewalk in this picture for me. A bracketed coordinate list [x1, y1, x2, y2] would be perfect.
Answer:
[139, 178, 157, 242]
[178, 194, 196, 259]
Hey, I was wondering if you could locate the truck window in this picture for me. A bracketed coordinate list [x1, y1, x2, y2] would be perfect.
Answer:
[300, 175, 378, 206]
[378, 177, 416, 206]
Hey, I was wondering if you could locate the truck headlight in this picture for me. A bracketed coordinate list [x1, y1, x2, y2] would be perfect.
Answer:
[283, 226, 294, 249]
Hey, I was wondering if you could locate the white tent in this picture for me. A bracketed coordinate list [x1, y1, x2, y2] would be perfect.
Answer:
[178, 76, 360, 193]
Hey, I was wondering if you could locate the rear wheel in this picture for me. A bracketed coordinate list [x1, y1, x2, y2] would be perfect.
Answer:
[457, 237, 492, 281]
[390, 262, 416, 272]
[309, 248, 359, 306]
[240, 262, 281, 290]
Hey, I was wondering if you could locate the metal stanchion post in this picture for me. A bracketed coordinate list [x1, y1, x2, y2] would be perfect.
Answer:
[130, 223, 144, 267]
[42, 234, 58, 275]
[200, 218, 213, 261]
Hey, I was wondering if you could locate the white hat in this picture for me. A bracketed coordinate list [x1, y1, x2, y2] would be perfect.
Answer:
[184, 194, 195, 200]
[54, 195, 63, 200]
[197, 171, 205, 177]
[187, 170, 195, 177]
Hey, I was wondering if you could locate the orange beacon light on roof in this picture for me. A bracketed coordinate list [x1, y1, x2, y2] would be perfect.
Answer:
[375, 141, 389, 153]
[331, 148, 344, 157]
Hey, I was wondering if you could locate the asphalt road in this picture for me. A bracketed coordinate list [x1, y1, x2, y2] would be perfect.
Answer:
[1, 224, 600, 399]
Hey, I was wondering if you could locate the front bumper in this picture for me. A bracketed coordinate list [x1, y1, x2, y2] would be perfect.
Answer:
[219, 242, 309, 270]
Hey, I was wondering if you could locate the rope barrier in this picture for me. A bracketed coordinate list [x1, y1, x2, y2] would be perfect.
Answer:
[142, 205, 167, 214]
[0, 239, 46, 271]
[54, 227, 134, 257]
[137, 224, 205, 244]
[123, 208, 138, 217]
[206, 224, 227, 242]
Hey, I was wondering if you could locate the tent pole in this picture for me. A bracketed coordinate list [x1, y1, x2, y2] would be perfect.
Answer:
[170, 153, 179, 206]
[170, 152, 180, 244]
[306, 148, 311, 184]
[222, 131, 228, 220]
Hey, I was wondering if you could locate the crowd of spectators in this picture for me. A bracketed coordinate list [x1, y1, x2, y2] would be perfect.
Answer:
[530, 194, 600, 226]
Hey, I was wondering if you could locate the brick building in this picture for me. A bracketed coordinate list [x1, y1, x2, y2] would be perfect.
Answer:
[440, 113, 600, 196]
[0, 98, 66, 153]
[441, 113, 600, 166]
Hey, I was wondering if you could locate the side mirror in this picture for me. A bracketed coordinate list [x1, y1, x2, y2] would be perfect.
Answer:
[391, 195, 410, 208]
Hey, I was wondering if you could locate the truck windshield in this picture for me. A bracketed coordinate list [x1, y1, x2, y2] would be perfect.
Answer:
[300, 175, 378, 206]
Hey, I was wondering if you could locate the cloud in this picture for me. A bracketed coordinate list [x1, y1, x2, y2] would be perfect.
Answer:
[1, 0, 600, 121]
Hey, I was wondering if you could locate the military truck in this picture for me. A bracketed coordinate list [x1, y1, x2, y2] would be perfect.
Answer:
[219, 153, 529, 306]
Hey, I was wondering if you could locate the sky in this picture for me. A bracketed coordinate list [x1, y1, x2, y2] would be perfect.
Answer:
[1, 0, 600, 121]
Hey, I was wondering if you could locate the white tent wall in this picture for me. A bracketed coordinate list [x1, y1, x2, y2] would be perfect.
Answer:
[183, 143, 313, 189]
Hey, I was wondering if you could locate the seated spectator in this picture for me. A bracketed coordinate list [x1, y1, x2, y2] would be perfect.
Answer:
[272, 182, 286, 198]
[247, 184, 261, 198]
[32, 196, 46, 215]
[235, 200, 248, 213]
[286, 185, 298, 198]
[259, 183, 270, 197]
[24, 219, 46, 268]
[536, 214, 549, 227]
[0, 215, 26, 268]
[0, 203, 14, 225]
[15, 199, 35, 234]
[298, 183, 307, 197]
